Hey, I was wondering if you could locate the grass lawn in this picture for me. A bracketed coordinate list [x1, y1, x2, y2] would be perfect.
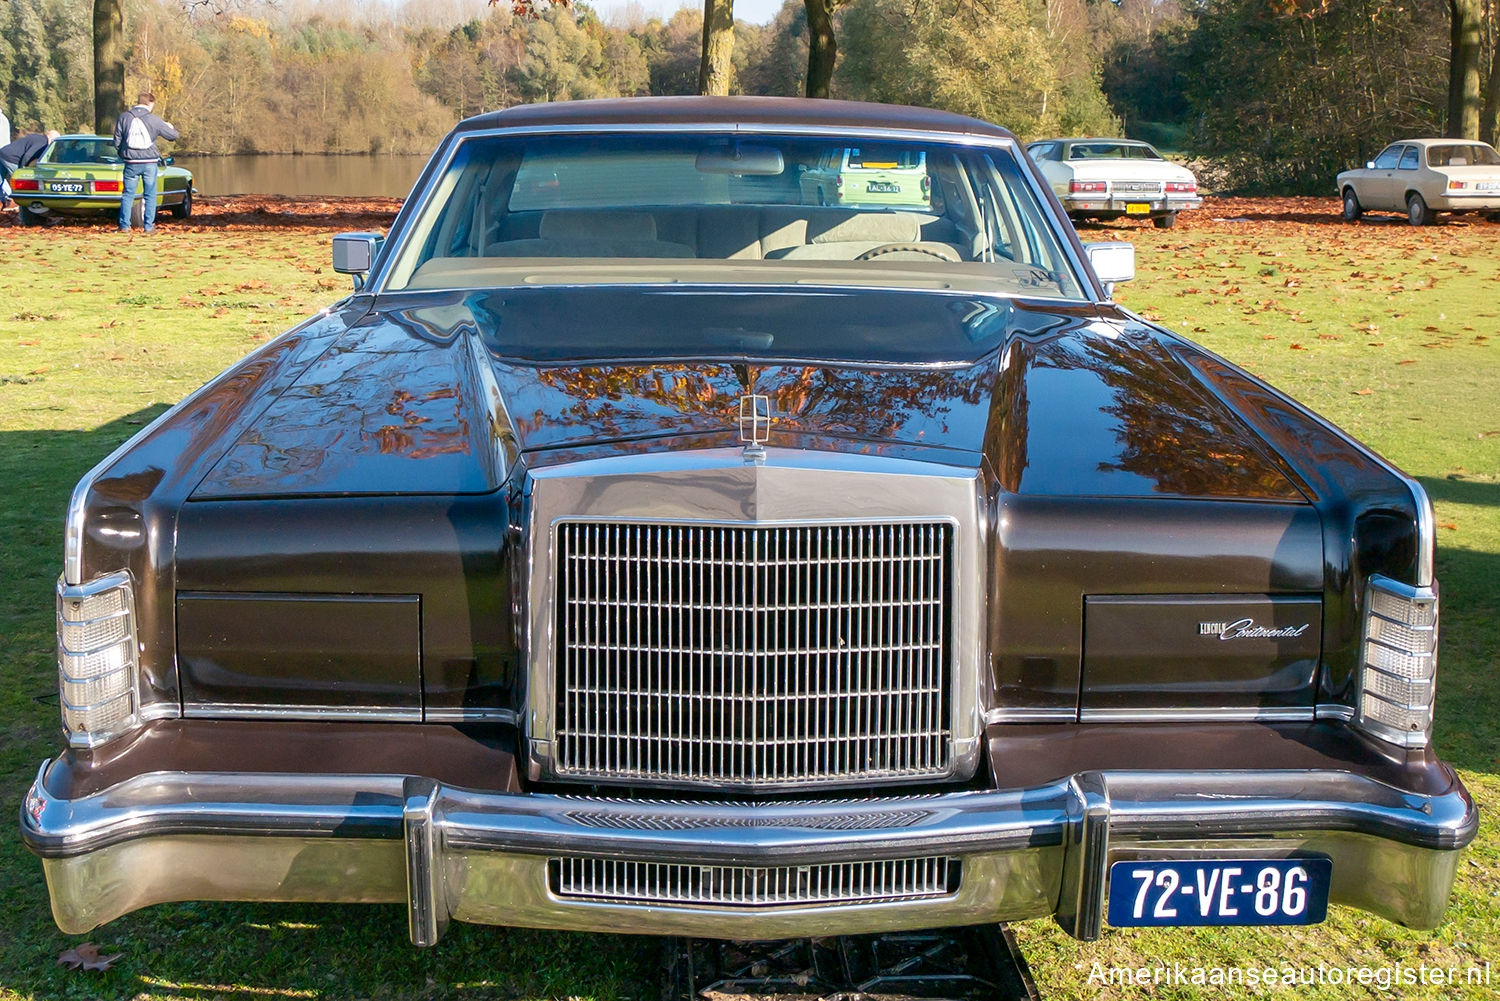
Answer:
[0, 202, 1495, 999]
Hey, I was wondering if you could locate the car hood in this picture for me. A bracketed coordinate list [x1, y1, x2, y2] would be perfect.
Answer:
[189, 287, 1303, 502]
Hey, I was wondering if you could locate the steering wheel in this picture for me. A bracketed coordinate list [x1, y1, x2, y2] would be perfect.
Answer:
[854, 243, 960, 263]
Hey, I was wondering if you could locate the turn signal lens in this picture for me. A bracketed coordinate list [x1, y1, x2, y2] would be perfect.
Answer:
[1069, 180, 1107, 193]
[57, 572, 139, 748]
[93, 180, 122, 193]
[1165, 181, 1197, 193]
[11, 178, 40, 192]
[1356, 575, 1438, 748]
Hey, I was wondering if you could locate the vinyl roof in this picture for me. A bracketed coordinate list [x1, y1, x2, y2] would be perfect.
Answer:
[458, 97, 1015, 141]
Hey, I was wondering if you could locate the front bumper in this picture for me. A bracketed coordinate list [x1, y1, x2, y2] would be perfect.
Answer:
[22, 757, 1474, 944]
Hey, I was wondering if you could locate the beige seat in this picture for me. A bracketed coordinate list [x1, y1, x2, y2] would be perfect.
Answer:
[488, 210, 695, 258]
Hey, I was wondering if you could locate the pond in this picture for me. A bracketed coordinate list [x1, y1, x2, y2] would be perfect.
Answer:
[175, 153, 431, 198]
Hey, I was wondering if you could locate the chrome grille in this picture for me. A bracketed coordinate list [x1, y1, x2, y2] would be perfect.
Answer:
[551, 856, 958, 907]
[554, 522, 952, 788]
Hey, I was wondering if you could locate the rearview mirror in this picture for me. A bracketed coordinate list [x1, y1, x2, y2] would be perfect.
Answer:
[696, 144, 785, 176]
[1084, 241, 1135, 299]
[333, 232, 383, 289]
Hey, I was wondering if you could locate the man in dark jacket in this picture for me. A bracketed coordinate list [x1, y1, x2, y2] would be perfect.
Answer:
[1, 129, 60, 207]
[113, 92, 179, 233]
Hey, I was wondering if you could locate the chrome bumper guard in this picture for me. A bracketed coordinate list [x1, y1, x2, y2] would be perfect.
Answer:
[22, 763, 1474, 943]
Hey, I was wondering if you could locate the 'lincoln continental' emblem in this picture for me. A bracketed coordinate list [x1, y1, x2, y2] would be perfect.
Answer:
[1200, 618, 1312, 640]
[738, 394, 772, 459]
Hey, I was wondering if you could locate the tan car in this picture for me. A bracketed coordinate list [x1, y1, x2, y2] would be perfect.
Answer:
[1337, 138, 1500, 225]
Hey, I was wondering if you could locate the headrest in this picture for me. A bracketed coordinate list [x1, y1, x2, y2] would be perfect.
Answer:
[540, 211, 658, 242]
[806, 212, 922, 245]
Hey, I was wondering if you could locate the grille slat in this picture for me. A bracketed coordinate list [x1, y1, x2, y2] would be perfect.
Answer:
[555, 522, 952, 789]
[551, 856, 958, 907]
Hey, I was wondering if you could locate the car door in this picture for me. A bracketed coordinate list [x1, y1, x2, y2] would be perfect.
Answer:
[1395, 144, 1423, 207]
[1364, 144, 1405, 210]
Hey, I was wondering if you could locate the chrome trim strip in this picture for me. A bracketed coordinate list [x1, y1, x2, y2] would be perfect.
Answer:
[1078, 707, 1316, 723]
[424, 708, 518, 725]
[1315, 703, 1357, 722]
[366, 123, 1095, 305]
[1405, 477, 1436, 588]
[985, 708, 1076, 724]
[24, 766, 1476, 861]
[182, 703, 423, 723]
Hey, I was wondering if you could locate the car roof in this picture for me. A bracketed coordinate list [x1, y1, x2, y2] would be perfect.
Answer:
[1032, 137, 1155, 147]
[457, 97, 1016, 142]
[1383, 138, 1497, 148]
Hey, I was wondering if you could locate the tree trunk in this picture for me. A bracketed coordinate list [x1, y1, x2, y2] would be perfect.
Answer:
[93, 0, 126, 135]
[698, 0, 735, 96]
[804, 0, 837, 99]
[1483, 56, 1500, 145]
[1447, 0, 1483, 138]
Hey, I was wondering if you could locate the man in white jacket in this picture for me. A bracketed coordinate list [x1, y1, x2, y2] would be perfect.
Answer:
[113, 92, 180, 233]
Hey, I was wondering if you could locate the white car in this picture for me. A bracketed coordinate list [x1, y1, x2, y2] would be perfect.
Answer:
[1027, 138, 1202, 229]
[1336, 139, 1500, 226]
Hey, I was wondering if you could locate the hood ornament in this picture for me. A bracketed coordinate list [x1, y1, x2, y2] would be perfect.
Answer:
[738, 394, 772, 463]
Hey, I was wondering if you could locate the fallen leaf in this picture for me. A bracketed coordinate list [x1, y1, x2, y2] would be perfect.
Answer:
[1289, 343, 1306, 350]
[1353, 388, 1374, 396]
[56, 943, 123, 972]
[1437, 522, 1459, 531]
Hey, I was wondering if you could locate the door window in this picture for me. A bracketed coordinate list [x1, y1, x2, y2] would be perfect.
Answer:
[1373, 146, 1403, 170]
[1398, 146, 1420, 170]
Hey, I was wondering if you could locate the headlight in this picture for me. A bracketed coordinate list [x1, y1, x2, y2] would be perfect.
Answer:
[1356, 574, 1438, 748]
[56, 571, 140, 748]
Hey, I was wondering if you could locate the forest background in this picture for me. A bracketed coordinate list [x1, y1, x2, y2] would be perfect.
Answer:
[0, 0, 1498, 195]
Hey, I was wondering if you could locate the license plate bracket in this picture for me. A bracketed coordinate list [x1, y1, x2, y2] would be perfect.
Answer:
[1107, 857, 1331, 927]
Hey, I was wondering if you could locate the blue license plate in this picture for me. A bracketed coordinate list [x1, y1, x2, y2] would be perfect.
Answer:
[1108, 858, 1330, 927]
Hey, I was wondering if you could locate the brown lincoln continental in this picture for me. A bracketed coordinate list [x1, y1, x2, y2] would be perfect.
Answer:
[24, 98, 1474, 946]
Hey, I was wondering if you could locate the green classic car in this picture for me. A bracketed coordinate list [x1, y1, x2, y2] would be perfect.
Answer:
[8, 134, 193, 227]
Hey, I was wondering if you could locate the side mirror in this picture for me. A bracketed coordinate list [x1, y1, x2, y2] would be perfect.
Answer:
[163, 156, 175, 166]
[1366, 161, 1376, 169]
[1084, 241, 1134, 299]
[333, 232, 383, 290]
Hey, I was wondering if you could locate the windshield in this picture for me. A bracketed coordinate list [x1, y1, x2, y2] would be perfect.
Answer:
[46, 139, 122, 165]
[1067, 143, 1162, 160]
[384, 132, 1085, 300]
[1426, 143, 1500, 167]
